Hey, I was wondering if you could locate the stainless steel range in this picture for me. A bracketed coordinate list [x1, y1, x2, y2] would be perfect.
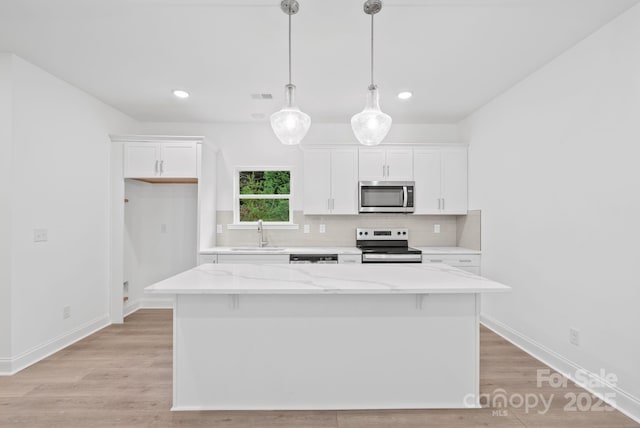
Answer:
[356, 228, 422, 263]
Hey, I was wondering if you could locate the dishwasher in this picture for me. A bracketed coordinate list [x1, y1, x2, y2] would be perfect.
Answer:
[289, 254, 338, 264]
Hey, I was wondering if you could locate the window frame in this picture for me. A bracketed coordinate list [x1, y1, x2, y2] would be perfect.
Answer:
[232, 166, 295, 227]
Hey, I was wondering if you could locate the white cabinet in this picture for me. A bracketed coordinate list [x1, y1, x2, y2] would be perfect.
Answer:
[422, 254, 480, 275]
[217, 254, 290, 264]
[124, 142, 198, 178]
[303, 149, 358, 215]
[413, 148, 467, 214]
[338, 254, 362, 264]
[358, 148, 413, 181]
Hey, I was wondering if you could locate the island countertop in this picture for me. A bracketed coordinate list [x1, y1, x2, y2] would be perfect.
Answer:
[145, 263, 509, 295]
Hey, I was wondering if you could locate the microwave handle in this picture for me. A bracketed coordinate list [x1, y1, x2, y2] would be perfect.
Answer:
[403, 186, 408, 208]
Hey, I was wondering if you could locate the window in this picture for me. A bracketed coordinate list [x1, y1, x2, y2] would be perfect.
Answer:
[234, 168, 293, 224]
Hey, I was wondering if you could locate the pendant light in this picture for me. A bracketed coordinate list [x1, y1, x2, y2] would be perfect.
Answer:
[270, 0, 311, 145]
[351, 0, 392, 146]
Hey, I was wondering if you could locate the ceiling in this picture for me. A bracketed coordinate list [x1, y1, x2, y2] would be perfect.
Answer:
[0, 0, 637, 124]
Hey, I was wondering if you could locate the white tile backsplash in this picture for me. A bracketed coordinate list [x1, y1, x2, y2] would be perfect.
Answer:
[215, 211, 459, 247]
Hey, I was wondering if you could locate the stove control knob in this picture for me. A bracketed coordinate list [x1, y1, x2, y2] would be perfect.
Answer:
[397, 231, 401, 235]
[365, 231, 368, 235]
[359, 231, 362, 235]
[403, 231, 407, 235]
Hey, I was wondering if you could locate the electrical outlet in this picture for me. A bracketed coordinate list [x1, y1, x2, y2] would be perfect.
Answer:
[433, 224, 441, 234]
[319, 224, 326, 234]
[303, 224, 310, 234]
[569, 328, 580, 346]
[63, 306, 71, 320]
[33, 229, 48, 242]
[216, 224, 223, 234]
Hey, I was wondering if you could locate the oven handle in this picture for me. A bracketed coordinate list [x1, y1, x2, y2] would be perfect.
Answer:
[403, 186, 408, 208]
[362, 253, 422, 262]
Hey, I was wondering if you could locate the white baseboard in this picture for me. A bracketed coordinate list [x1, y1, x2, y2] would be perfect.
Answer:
[0, 314, 111, 376]
[481, 314, 640, 424]
[123, 300, 141, 317]
[0, 358, 11, 374]
[123, 297, 174, 318]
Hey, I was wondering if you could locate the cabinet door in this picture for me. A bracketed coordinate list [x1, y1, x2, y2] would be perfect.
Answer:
[330, 149, 358, 214]
[124, 143, 160, 178]
[413, 150, 442, 214]
[217, 254, 290, 264]
[303, 150, 332, 214]
[441, 149, 468, 214]
[385, 149, 413, 181]
[160, 142, 198, 178]
[358, 149, 386, 181]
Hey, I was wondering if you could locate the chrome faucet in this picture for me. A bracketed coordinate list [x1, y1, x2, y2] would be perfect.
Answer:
[257, 219, 268, 248]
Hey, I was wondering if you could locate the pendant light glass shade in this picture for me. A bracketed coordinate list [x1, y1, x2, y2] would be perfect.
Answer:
[271, 84, 310, 145]
[352, 0, 391, 146]
[351, 85, 392, 146]
[271, 0, 310, 145]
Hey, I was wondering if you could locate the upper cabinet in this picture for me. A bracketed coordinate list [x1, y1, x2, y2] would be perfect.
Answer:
[303, 149, 358, 215]
[124, 141, 199, 179]
[413, 148, 467, 214]
[358, 148, 413, 181]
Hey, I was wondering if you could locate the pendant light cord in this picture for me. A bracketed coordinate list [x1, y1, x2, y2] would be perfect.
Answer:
[288, 5, 292, 85]
[370, 13, 374, 87]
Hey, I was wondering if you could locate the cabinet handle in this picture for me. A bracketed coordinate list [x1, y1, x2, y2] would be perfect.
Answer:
[328, 199, 331, 210]
[430, 259, 444, 263]
[331, 199, 335, 210]
[154, 160, 159, 174]
[459, 259, 472, 263]
[437, 198, 441, 210]
[382, 165, 386, 178]
[442, 198, 445, 211]
[386, 165, 390, 177]
[160, 160, 164, 174]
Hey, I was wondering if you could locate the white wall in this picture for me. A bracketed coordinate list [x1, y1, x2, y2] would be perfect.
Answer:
[463, 3, 640, 419]
[137, 122, 462, 211]
[0, 54, 13, 363]
[2, 54, 136, 372]
[124, 180, 197, 309]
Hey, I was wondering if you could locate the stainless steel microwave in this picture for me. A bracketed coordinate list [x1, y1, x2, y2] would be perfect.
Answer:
[359, 181, 415, 213]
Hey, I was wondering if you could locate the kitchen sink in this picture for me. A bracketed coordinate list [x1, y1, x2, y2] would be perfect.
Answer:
[229, 247, 286, 252]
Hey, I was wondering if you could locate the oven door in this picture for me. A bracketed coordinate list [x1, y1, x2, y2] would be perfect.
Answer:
[359, 181, 414, 213]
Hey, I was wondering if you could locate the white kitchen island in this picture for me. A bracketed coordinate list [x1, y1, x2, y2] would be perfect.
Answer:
[145, 263, 510, 411]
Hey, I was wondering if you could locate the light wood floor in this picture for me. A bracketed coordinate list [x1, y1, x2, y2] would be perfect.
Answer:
[0, 309, 637, 427]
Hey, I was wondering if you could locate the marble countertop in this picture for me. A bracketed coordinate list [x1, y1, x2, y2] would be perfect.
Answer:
[200, 246, 480, 255]
[145, 263, 508, 295]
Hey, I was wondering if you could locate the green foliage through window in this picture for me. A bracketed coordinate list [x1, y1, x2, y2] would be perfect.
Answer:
[239, 199, 290, 222]
[238, 170, 291, 222]
[239, 171, 290, 195]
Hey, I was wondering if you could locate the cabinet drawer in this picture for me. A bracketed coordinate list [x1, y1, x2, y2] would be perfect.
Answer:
[422, 255, 480, 267]
[338, 254, 362, 264]
[198, 254, 218, 265]
[217, 254, 290, 264]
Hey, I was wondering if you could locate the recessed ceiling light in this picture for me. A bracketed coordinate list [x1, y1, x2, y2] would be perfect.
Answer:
[397, 91, 413, 100]
[173, 89, 190, 99]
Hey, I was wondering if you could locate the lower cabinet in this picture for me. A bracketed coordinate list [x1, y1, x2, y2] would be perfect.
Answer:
[422, 254, 481, 275]
[338, 254, 362, 264]
[217, 254, 290, 264]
